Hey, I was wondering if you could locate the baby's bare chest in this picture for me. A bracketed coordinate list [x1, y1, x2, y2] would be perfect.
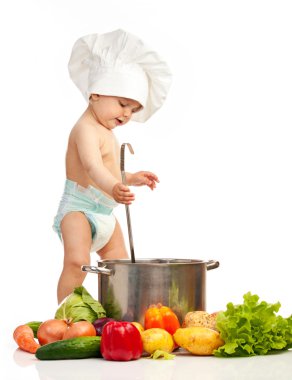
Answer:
[100, 133, 120, 165]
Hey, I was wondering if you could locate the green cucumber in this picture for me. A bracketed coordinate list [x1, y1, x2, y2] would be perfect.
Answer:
[35, 336, 101, 360]
[25, 321, 42, 338]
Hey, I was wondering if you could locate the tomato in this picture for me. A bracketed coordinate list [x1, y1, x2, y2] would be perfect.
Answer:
[37, 319, 68, 345]
[63, 321, 96, 339]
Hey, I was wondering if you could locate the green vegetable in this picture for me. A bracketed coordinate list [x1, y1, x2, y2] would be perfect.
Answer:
[35, 336, 101, 360]
[25, 321, 42, 338]
[214, 292, 292, 357]
[55, 286, 106, 323]
[148, 350, 176, 360]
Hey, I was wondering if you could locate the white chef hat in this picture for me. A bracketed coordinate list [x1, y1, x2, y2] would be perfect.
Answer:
[68, 29, 172, 122]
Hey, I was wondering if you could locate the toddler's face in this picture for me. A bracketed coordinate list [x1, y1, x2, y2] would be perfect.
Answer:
[90, 95, 142, 129]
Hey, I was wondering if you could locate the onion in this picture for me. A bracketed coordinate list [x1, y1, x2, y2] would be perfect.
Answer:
[37, 319, 68, 345]
[63, 321, 96, 339]
[93, 317, 115, 336]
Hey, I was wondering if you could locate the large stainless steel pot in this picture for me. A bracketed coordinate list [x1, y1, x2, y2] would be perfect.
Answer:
[82, 258, 219, 324]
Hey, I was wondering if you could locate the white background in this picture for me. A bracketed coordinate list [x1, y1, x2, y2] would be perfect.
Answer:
[1, 0, 291, 341]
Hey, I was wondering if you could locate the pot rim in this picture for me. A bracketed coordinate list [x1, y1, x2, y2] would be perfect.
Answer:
[98, 258, 217, 266]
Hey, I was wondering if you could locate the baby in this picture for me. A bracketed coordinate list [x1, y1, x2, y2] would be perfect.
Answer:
[53, 30, 172, 303]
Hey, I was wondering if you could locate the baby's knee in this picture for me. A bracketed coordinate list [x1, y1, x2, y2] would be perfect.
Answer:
[64, 251, 90, 270]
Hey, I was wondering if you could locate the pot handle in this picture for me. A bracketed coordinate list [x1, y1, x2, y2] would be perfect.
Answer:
[81, 265, 113, 276]
[206, 260, 220, 271]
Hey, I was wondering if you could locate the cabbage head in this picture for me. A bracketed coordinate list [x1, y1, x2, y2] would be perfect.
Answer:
[55, 286, 106, 322]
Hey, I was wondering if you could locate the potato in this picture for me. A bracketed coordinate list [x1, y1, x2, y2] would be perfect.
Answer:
[173, 327, 224, 355]
[183, 311, 220, 330]
[141, 328, 175, 354]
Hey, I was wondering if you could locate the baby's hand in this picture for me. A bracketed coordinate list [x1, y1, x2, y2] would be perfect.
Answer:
[112, 183, 135, 205]
[129, 171, 159, 190]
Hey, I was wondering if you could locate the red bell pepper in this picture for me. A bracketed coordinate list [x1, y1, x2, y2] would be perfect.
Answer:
[144, 303, 180, 335]
[101, 321, 143, 361]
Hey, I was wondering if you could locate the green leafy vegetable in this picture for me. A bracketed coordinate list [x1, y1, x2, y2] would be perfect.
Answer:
[214, 292, 292, 357]
[148, 350, 175, 360]
[55, 286, 106, 323]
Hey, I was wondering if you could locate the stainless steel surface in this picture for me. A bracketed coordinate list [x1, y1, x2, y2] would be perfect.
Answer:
[206, 259, 220, 270]
[120, 143, 136, 263]
[85, 258, 219, 324]
[81, 265, 113, 276]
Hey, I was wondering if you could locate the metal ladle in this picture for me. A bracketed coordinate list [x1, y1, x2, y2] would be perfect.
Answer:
[120, 143, 136, 263]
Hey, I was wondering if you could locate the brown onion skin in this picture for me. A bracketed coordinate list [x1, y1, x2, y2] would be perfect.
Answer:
[37, 319, 97, 345]
[63, 321, 96, 340]
[37, 319, 68, 345]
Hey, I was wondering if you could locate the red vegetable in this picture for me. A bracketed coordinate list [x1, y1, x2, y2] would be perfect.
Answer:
[101, 321, 143, 361]
[93, 317, 115, 336]
[144, 303, 180, 335]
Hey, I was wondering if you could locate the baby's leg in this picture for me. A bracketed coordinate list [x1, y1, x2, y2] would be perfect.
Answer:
[57, 212, 92, 304]
[97, 219, 128, 260]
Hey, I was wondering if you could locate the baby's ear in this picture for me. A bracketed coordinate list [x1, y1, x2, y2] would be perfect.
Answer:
[90, 94, 100, 102]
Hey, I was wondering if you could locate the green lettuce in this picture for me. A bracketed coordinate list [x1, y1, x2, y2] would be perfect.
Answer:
[214, 292, 292, 357]
[148, 350, 176, 360]
[55, 286, 106, 323]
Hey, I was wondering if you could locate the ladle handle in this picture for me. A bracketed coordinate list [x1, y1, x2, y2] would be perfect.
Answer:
[125, 203, 135, 262]
[120, 143, 136, 263]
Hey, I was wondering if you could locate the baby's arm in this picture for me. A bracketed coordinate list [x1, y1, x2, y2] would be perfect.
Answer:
[125, 171, 159, 190]
[75, 125, 134, 204]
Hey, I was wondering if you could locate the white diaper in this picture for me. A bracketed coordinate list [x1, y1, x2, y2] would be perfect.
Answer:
[53, 180, 118, 253]
[89, 213, 116, 252]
